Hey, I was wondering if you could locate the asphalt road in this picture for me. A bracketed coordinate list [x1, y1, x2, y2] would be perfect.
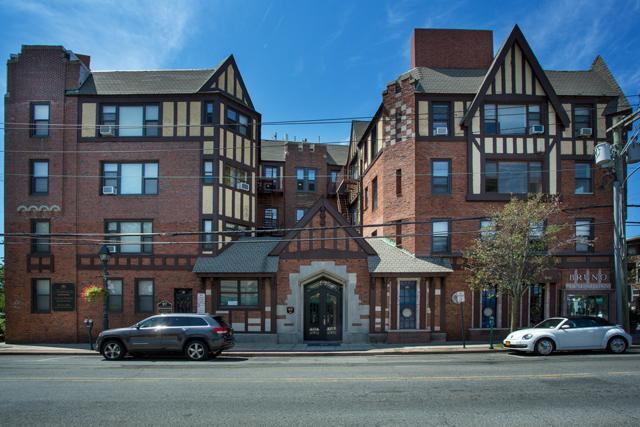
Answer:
[1, 351, 639, 426]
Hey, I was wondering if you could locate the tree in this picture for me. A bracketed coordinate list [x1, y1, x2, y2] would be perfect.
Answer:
[464, 194, 571, 332]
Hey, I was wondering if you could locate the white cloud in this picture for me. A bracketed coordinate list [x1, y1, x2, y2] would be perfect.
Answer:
[2, 0, 200, 70]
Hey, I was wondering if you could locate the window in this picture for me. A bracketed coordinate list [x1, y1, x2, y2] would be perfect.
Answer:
[395, 221, 402, 248]
[32, 279, 51, 312]
[529, 284, 545, 326]
[202, 220, 215, 251]
[106, 221, 153, 254]
[399, 280, 417, 329]
[295, 208, 306, 222]
[31, 103, 50, 137]
[529, 221, 545, 247]
[480, 219, 495, 240]
[330, 170, 338, 183]
[219, 279, 259, 307]
[102, 162, 159, 195]
[396, 169, 402, 196]
[223, 165, 249, 190]
[264, 208, 278, 229]
[481, 288, 497, 328]
[167, 316, 208, 327]
[575, 163, 593, 194]
[364, 186, 369, 210]
[372, 177, 378, 210]
[226, 108, 250, 136]
[204, 102, 215, 124]
[574, 105, 592, 134]
[575, 219, 593, 252]
[296, 168, 316, 192]
[223, 222, 249, 238]
[107, 279, 123, 312]
[136, 279, 154, 313]
[371, 127, 378, 155]
[432, 220, 450, 253]
[139, 317, 169, 328]
[431, 160, 451, 194]
[203, 161, 214, 184]
[31, 220, 50, 254]
[484, 104, 542, 135]
[30, 160, 49, 194]
[432, 102, 450, 135]
[527, 105, 541, 128]
[485, 161, 542, 194]
[566, 294, 608, 319]
[100, 104, 159, 137]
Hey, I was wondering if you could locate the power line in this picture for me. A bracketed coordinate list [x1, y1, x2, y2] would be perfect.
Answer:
[2, 102, 639, 131]
[0, 219, 620, 247]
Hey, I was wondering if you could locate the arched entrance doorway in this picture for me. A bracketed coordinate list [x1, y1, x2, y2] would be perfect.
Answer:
[303, 278, 343, 341]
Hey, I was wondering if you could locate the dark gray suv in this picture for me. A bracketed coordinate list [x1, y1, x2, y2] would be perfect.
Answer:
[96, 314, 234, 361]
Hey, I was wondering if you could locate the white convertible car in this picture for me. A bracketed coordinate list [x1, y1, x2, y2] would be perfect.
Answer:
[503, 316, 632, 356]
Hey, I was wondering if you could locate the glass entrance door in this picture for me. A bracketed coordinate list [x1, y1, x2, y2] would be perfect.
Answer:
[304, 279, 342, 341]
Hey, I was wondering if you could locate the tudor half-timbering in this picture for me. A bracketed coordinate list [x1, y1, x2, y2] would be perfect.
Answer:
[4, 46, 261, 342]
[339, 26, 630, 341]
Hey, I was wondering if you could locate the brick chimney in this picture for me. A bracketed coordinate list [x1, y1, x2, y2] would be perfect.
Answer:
[410, 28, 493, 69]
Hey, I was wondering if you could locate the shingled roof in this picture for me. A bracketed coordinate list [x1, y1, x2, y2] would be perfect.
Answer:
[366, 238, 453, 274]
[74, 69, 216, 95]
[193, 236, 279, 274]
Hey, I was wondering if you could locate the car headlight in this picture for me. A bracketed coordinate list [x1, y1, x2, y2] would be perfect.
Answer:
[522, 334, 533, 340]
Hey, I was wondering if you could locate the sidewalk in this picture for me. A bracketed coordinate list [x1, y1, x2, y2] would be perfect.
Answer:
[0, 341, 504, 356]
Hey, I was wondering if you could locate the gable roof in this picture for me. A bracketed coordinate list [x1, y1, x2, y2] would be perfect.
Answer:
[366, 238, 453, 274]
[269, 198, 376, 256]
[395, 67, 487, 94]
[193, 236, 279, 274]
[351, 120, 369, 143]
[326, 144, 349, 165]
[461, 25, 569, 128]
[75, 68, 217, 95]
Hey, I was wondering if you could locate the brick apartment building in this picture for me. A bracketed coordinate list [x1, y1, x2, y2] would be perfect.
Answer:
[339, 25, 630, 340]
[3, 25, 631, 345]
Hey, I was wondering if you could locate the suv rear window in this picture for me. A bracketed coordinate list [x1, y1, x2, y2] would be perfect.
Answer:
[167, 316, 208, 327]
[212, 315, 230, 328]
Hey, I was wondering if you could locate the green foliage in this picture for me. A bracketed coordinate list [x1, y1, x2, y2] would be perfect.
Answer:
[0, 263, 4, 313]
[0, 317, 4, 340]
[82, 285, 107, 303]
[464, 194, 571, 331]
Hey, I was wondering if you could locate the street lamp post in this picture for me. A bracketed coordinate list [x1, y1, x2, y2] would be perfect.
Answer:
[98, 245, 111, 331]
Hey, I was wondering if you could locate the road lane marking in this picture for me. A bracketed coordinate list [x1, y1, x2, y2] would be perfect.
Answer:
[1, 371, 639, 384]
[35, 356, 83, 362]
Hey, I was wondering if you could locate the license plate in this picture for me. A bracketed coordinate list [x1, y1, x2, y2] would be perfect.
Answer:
[504, 341, 510, 347]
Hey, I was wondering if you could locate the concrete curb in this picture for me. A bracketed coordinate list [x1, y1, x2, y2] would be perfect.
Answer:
[0, 348, 505, 357]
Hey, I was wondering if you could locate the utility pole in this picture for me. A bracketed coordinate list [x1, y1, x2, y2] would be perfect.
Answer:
[601, 109, 640, 331]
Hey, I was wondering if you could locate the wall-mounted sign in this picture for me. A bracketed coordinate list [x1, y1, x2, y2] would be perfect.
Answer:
[566, 269, 611, 290]
[287, 306, 295, 314]
[52, 283, 75, 311]
[197, 293, 206, 314]
[451, 291, 465, 304]
[157, 300, 173, 313]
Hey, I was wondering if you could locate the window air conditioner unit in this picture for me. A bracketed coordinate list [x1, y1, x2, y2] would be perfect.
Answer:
[579, 127, 593, 137]
[236, 182, 250, 191]
[99, 125, 115, 136]
[102, 186, 117, 195]
[530, 125, 544, 134]
[435, 126, 448, 136]
[106, 245, 117, 254]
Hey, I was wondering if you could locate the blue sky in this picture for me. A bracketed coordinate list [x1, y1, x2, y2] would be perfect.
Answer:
[1, 0, 639, 260]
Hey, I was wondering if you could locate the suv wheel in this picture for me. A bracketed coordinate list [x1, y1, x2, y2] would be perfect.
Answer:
[102, 340, 125, 361]
[185, 340, 209, 361]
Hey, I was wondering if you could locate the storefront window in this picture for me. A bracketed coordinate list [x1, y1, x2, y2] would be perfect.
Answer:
[566, 294, 609, 319]
[529, 284, 545, 326]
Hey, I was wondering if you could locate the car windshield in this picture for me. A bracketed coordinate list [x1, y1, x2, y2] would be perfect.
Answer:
[534, 318, 565, 329]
